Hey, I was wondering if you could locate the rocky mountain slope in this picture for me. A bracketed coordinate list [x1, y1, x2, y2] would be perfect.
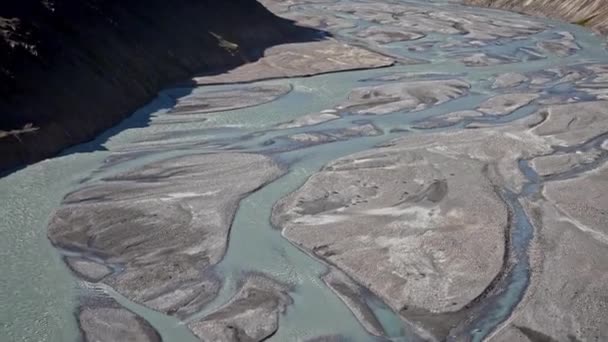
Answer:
[465, 0, 608, 35]
[0, 0, 322, 172]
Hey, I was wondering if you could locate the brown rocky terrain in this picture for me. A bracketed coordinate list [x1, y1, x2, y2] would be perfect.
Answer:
[465, 0, 608, 35]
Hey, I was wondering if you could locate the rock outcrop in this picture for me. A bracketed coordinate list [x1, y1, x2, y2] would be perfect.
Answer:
[465, 0, 608, 36]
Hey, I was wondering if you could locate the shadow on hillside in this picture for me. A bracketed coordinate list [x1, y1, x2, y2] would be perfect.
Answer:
[0, 0, 330, 176]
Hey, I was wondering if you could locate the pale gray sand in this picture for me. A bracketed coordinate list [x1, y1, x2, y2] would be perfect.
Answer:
[337, 79, 470, 115]
[188, 275, 292, 342]
[530, 150, 604, 177]
[275, 111, 340, 129]
[193, 39, 396, 85]
[168, 85, 292, 115]
[272, 107, 608, 339]
[285, 123, 382, 145]
[460, 53, 519, 67]
[322, 269, 386, 337]
[412, 110, 483, 129]
[492, 72, 529, 89]
[544, 165, 608, 240]
[272, 130, 543, 336]
[532, 101, 608, 146]
[477, 93, 539, 116]
[65, 257, 113, 282]
[354, 26, 425, 44]
[490, 197, 608, 342]
[48, 153, 284, 317]
[536, 31, 581, 57]
[78, 296, 161, 342]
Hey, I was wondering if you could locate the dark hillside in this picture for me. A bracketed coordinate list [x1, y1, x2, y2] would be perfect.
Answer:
[0, 0, 322, 172]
